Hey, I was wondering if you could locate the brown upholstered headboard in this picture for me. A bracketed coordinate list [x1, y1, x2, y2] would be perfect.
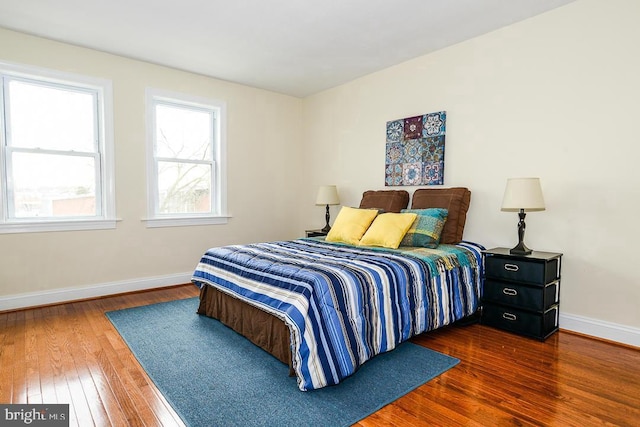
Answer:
[359, 190, 409, 213]
[411, 187, 471, 244]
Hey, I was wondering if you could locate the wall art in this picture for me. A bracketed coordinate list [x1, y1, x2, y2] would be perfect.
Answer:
[385, 111, 446, 186]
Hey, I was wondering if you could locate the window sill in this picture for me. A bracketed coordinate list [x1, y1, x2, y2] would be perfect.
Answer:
[142, 215, 231, 228]
[0, 218, 119, 234]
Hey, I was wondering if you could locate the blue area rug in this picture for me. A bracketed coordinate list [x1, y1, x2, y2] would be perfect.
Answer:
[106, 297, 458, 427]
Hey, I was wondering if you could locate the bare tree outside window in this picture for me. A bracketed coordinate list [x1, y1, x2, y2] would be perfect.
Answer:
[153, 103, 215, 215]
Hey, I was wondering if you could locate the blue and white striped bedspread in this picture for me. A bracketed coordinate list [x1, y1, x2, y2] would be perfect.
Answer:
[192, 239, 483, 391]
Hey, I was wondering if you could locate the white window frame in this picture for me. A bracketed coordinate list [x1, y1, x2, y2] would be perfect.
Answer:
[144, 88, 228, 228]
[0, 61, 116, 234]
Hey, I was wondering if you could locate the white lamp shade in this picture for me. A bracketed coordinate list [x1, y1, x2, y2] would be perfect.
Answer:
[501, 178, 545, 212]
[316, 185, 340, 205]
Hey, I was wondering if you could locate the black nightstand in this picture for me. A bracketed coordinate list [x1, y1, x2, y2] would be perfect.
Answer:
[481, 247, 562, 340]
[305, 229, 328, 238]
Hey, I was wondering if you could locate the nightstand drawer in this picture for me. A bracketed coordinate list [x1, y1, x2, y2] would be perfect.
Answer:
[485, 256, 559, 285]
[483, 280, 559, 312]
[482, 303, 559, 340]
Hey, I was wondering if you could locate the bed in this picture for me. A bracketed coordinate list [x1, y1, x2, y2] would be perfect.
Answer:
[192, 187, 482, 391]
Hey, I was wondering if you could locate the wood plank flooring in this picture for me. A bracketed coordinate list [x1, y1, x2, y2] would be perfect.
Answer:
[1, 284, 638, 426]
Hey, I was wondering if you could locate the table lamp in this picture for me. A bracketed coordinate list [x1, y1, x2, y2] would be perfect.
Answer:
[315, 185, 340, 233]
[501, 177, 545, 255]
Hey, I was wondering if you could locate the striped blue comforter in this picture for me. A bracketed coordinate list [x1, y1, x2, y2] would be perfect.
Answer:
[192, 239, 483, 391]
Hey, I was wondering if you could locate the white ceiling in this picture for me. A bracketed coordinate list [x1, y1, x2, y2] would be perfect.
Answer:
[0, 0, 576, 98]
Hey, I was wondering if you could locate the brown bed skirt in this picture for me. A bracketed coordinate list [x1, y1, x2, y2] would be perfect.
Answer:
[197, 284, 293, 371]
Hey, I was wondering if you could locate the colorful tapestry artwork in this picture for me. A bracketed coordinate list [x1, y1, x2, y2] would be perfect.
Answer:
[385, 111, 446, 186]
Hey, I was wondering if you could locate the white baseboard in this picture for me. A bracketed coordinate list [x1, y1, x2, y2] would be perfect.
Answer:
[0, 272, 194, 312]
[2, 277, 639, 349]
[560, 312, 640, 348]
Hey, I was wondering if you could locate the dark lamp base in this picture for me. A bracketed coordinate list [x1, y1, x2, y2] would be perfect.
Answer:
[322, 204, 332, 234]
[510, 241, 532, 255]
[510, 209, 533, 255]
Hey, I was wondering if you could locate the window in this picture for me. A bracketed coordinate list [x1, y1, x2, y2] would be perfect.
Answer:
[0, 62, 114, 234]
[146, 89, 227, 227]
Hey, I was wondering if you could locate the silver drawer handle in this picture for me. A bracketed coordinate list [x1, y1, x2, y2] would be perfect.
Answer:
[502, 312, 517, 321]
[504, 263, 519, 272]
[502, 288, 518, 296]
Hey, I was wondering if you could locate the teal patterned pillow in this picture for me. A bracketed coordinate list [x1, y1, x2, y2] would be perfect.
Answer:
[399, 208, 448, 248]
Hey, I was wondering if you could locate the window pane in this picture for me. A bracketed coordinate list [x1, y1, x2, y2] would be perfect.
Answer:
[7, 80, 97, 152]
[158, 161, 211, 214]
[11, 152, 96, 218]
[155, 104, 212, 160]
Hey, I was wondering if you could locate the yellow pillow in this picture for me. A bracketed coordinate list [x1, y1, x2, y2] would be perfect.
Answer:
[325, 207, 379, 245]
[359, 212, 418, 249]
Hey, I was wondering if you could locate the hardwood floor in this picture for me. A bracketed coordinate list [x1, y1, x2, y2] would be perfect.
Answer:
[1, 284, 638, 426]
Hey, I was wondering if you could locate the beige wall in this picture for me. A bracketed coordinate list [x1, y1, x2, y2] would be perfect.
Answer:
[0, 28, 304, 297]
[301, 0, 640, 329]
[1, 0, 639, 335]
